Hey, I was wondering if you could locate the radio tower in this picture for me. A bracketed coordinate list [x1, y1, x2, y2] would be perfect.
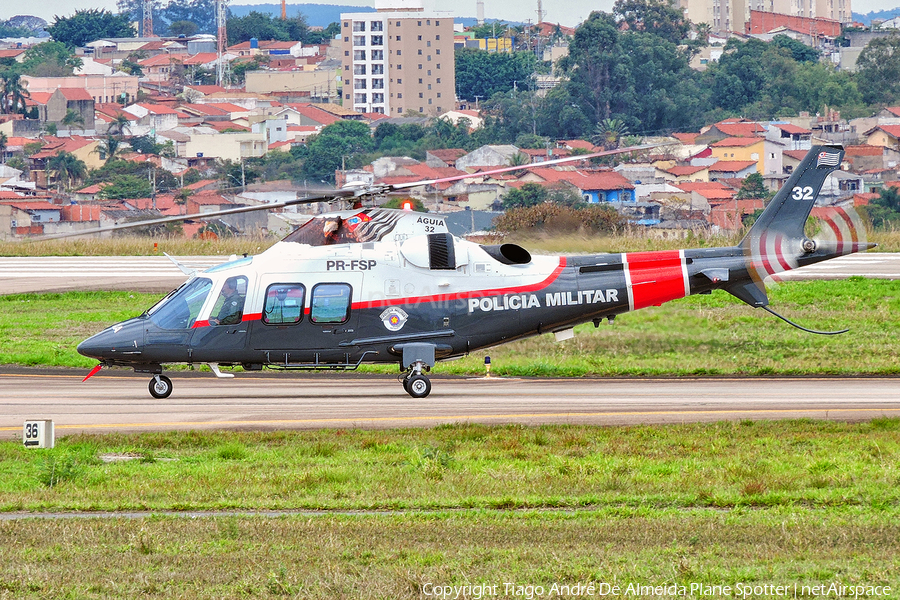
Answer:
[281, 0, 287, 20]
[216, 0, 229, 86]
[142, 0, 154, 37]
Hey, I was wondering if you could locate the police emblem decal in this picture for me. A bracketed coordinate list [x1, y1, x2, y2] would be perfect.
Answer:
[380, 307, 409, 331]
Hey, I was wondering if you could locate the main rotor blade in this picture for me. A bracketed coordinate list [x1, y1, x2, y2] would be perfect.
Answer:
[387, 143, 663, 192]
[31, 190, 355, 241]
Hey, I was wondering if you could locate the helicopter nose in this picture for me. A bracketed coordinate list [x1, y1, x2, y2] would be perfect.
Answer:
[78, 321, 143, 361]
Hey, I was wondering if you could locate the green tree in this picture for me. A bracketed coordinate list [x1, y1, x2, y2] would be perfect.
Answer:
[867, 185, 900, 228]
[162, 0, 216, 35]
[855, 34, 900, 106]
[94, 136, 124, 164]
[20, 41, 83, 77]
[47, 9, 135, 48]
[302, 120, 375, 183]
[47, 151, 87, 191]
[229, 55, 269, 85]
[735, 172, 770, 199]
[168, 20, 198, 37]
[0, 132, 7, 162]
[61, 108, 86, 133]
[591, 118, 630, 150]
[502, 182, 548, 209]
[454, 48, 538, 102]
[613, 0, 690, 44]
[97, 174, 152, 199]
[226, 11, 309, 44]
[771, 34, 820, 63]
[0, 69, 30, 114]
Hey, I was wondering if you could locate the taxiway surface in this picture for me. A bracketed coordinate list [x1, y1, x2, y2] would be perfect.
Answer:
[1, 370, 897, 437]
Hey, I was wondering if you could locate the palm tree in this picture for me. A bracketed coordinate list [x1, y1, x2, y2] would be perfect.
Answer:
[107, 113, 132, 137]
[47, 150, 87, 192]
[0, 70, 30, 115]
[591, 118, 630, 151]
[61, 109, 86, 134]
[93, 136, 123, 164]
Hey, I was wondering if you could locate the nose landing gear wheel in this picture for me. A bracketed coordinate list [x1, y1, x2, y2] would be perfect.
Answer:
[406, 374, 431, 398]
[149, 375, 173, 399]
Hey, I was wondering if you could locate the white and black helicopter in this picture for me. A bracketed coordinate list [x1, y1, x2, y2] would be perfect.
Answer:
[77, 144, 872, 399]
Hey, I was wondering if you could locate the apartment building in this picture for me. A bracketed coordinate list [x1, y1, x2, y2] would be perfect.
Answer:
[679, 0, 850, 34]
[341, 1, 455, 116]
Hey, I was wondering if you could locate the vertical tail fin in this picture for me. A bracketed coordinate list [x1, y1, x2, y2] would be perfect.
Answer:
[743, 145, 844, 245]
[740, 145, 844, 285]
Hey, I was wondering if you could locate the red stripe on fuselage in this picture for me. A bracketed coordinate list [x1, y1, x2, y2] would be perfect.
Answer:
[351, 256, 568, 310]
[625, 251, 686, 310]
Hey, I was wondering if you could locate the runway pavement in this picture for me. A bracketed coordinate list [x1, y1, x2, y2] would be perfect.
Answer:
[1, 369, 898, 437]
[3, 252, 899, 295]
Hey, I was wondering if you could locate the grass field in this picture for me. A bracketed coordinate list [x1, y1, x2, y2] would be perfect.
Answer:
[2, 278, 898, 376]
[0, 422, 898, 598]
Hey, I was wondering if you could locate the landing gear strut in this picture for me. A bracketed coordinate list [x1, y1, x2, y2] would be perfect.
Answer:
[398, 343, 436, 398]
[401, 360, 431, 398]
[149, 374, 173, 399]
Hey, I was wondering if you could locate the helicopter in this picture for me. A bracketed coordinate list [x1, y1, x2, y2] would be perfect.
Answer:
[76, 144, 872, 399]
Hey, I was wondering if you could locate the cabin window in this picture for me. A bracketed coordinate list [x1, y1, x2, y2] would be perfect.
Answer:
[263, 283, 305, 325]
[210, 276, 248, 326]
[147, 277, 212, 330]
[310, 283, 352, 324]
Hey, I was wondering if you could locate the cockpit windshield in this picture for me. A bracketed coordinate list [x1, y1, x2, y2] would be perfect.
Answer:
[146, 277, 213, 330]
[282, 209, 405, 246]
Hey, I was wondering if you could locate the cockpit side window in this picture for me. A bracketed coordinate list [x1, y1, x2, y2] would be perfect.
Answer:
[263, 284, 305, 325]
[147, 278, 213, 330]
[210, 276, 248, 326]
[310, 283, 352, 324]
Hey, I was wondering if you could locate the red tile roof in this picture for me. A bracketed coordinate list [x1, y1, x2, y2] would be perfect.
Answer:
[711, 137, 764, 148]
[709, 160, 758, 172]
[58, 88, 94, 101]
[672, 132, 699, 144]
[845, 145, 884, 156]
[664, 165, 708, 177]
[527, 168, 635, 190]
[867, 125, 900, 138]
[771, 123, 811, 135]
[711, 120, 765, 137]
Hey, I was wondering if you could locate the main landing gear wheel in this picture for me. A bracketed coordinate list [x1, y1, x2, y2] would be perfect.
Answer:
[406, 374, 431, 399]
[149, 375, 173, 399]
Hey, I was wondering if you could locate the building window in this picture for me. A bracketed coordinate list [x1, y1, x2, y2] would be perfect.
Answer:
[427, 40, 431, 47]
[418, 20, 422, 26]
[371, 35, 383, 46]
[437, 92, 441, 97]
[354, 50, 366, 60]
[373, 78, 384, 89]
[355, 78, 367, 89]
[397, 78, 402, 83]
[398, 93, 402, 98]
[373, 93, 384, 103]
[418, 49, 422, 55]
[353, 36, 366, 46]
[436, 49, 440, 54]
[371, 50, 383, 60]
[371, 21, 383, 31]
[372, 64, 384, 74]
[419, 92, 423, 98]
[396, 21, 400, 26]
[418, 35, 422, 40]
[428, 98, 432, 104]
[436, 34, 440, 40]
[344, 50, 349, 56]
[353, 21, 365, 32]
[396, 35, 401, 40]
[354, 64, 366, 75]
[436, 77, 441, 83]
[396, 49, 401, 55]
[427, 19, 431, 25]
[418, 78, 423, 83]
[427, 55, 431, 61]
[355, 93, 367, 104]
[418, 64, 422, 69]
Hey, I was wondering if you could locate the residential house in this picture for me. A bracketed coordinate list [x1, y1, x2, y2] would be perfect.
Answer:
[0, 199, 61, 236]
[695, 119, 766, 145]
[46, 88, 95, 132]
[123, 103, 181, 132]
[863, 125, 900, 151]
[22, 74, 140, 105]
[766, 123, 812, 151]
[28, 136, 102, 189]
[438, 109, 483, 130]
[244, 71, 339, 103]
[657, 164, 710, 184]
[138, 53, 187, 83]
[844, 144, 900, 173]
[708, 160, 758, 180]
[425, 148, 466, 168]
[519, 168, 636, 203]
[710, 137, 783, 175]
[456, 145, 521, 170]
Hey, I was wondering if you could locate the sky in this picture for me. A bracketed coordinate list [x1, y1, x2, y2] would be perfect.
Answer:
[3, 0, 898, 29]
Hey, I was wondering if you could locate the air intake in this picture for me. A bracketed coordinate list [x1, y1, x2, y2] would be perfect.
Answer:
[427, 233, 456, 270]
